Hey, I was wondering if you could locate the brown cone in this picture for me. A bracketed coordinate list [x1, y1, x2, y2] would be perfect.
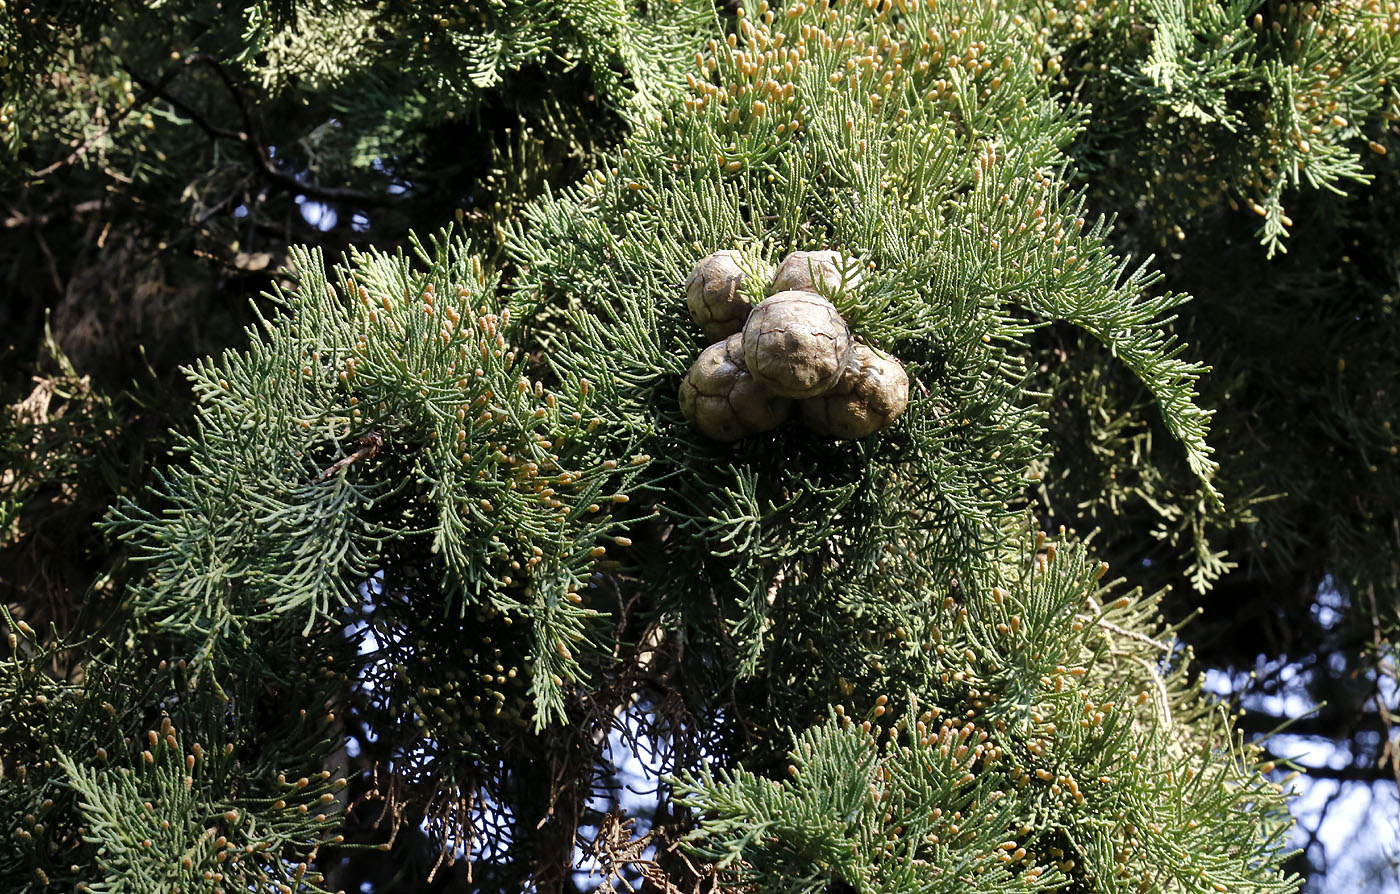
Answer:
[800, 343, 909, 439]
[679, 336, 793, 441]
[742, 290, 854, 399]
[685, 251, 766, 342]
[770, 250, 861, 296]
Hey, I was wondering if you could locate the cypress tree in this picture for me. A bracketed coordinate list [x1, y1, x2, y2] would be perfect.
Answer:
[3, 1, 1396, 891]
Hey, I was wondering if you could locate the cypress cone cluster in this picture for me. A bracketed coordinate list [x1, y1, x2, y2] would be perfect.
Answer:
[679, 250, 909, 441]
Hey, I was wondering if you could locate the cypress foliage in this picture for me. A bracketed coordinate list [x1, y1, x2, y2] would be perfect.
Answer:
[3, 0, 1397, 891]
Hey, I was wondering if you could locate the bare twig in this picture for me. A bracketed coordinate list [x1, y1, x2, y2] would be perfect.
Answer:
[315, 432, 383, 483]
[3, 199, 105, 229]
[33, 48, 393, 209]
[584, 812, 687, 894]
[31, 227, 65, 295]
[1364, 582, 1400, 788]
[1081, 595, 1172, 651]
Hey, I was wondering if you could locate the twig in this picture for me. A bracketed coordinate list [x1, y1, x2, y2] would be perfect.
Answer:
[1364, 582, 1400, 789]
[1131, 653, 1174, 730]
[31, 227, 65, 296]
[315, 432, 383, 483]
[3, 199, 105, 229]
[1086, 615, 1173, 652]
[1081, 595, 1172, 651]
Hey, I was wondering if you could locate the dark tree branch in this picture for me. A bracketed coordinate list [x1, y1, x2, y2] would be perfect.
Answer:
[95, 54, 396, 209]
[120, 58, 242, 142]
[28, 55, 205, 180]
[31, 227, 64, 295]
[183, 56, 394, 207]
